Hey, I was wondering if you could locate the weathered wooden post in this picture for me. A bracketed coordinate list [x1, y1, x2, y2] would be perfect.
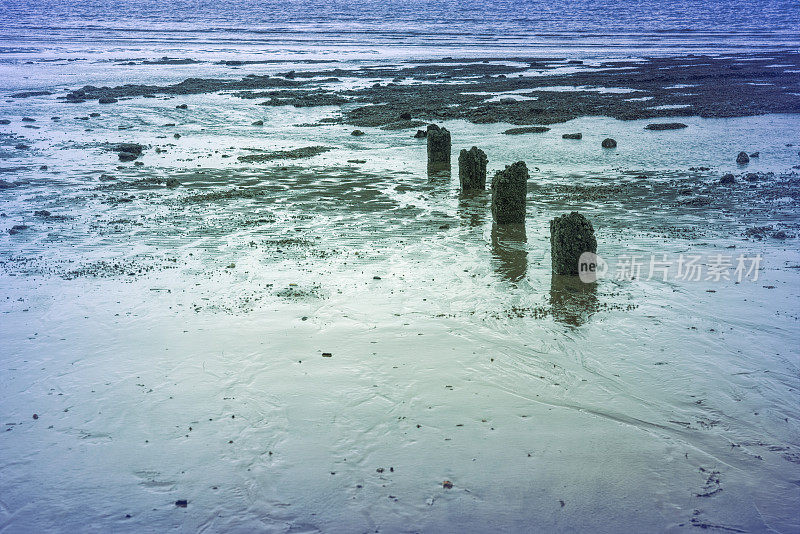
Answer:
[549, 211, 597, 275]
[458, 146, 488, 191]
[427, 124, 451, 172]
[491, 161, 528, 224]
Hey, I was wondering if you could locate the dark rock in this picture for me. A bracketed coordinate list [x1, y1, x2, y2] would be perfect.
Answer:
[413, 129, 427, 138]
[736, 151, 749, 164]
[113, 143, 144, 155]
[176, 104, 188, 109]
[98, 174, 116, 181]
[98, 97, 118, 104]
[118, 152, 137, 162]
[562, 133, 582, 140]
[15, 144, 29, 150]
[719, 173, 735, 184]
[399, 112, 412, 120]
[749, 152, 759, 158]
[173, 133, 181, 139]
[351, 129, 365, 136]
[21, 117, 35, 122]
[8, 224, 29, 235]
[134, 161, 144, 166]
[426, 124, 451, 171]
[89, 112, 100, 117]
[503, 126, 550, 135]
[772, 230, 788, 239]
[745, 173, 759, 182]
[237, 146, 331, 163]
[34, 210, 51, 217]
[166, 178, 180, 188]
[0, 119, 10, 125]
[39, 165, 48, 170]
[601, 138, 617, 148]
[175, 500, 188, 508]
[550, 212, 597, 276]
[458, 146, 488, 192]
[251, 120, 264, 126]
[645, 122, 688, 130]
[0, 180, 14, 189]
[491, 161, 528, 224]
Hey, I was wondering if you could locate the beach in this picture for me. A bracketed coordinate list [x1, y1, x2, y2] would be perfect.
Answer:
[1, 2, 800, 532]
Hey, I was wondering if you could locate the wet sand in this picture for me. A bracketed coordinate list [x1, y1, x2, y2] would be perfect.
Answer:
[1, 52, 799, 533]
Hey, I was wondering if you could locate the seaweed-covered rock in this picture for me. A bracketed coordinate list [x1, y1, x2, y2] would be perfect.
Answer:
[719, 173, 735, 184]
[601, 138, 617, 148]
[98, 97, 118, 104]
[414, 129, 427, 139]
[645, 123, 687, 130]
[550, 212, 597, 276]
[491, 161, 528, 224]
[114, 143, 144, 156]
[502, 126, 550, 135]
[736, 151, 750, 164]
[562, 132, 582, 139]
[118, 152, 138, 162]
[458, 146, 488, 191]
[351, 129, 365, 136]
[426, 124, 451, 171]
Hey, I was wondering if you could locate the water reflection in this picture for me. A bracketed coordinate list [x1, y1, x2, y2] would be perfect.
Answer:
[427, 162, 451, 180]
[457, 191, 488, 227]
[490, 223, 527, 282]
[549, 274, 599, 327]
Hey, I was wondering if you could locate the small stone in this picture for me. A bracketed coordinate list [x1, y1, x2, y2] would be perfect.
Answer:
[176, 104, 188, 109]
[736, 151, 750, 165]
[173, 133, 181, 139]
[322, 352, 332, 357]
[166, 178, 180, 188]
[749, 152, 760, 158]
[118, 152, 137, 162]
[399, 112, 412, 120]
[351, 129, 365, 136]
[251, 120, 264, 126]
[719, 174, 735, 184]
[562, 133, 582, 140]
[175, 500, 188, 508]
[98, 97, 118, 104]
[32, 414, 38, 420]
[601, 138, 617, 149]
[413, 129, 427, 139]
[442, 481, 453, 489]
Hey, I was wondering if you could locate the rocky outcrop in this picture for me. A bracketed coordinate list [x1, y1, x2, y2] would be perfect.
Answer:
[426, 124, 451, 171]
[736, 151, 750, 164]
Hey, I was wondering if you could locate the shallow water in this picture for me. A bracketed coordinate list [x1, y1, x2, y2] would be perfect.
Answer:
[1, 11, 800, 528]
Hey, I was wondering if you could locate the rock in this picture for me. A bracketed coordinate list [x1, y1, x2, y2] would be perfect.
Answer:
[491, 161, 528, 224]
[98, 97, 118, 104]
[15, 144, 29, 150]
[39, 165, 48, 170]
[413, 129, 427, 138]
[89, 112, 100, 117]
[399, 112, 412, 120]
[502, 126, 550, 135]
[550, 212, 597, 276]
[113, 143, 144, 156]
[98, 174, 116, 181]
[251, 120, 264, 126]
[118, 152, 137, 162]
[134, 161, 144, 166]
[176, 104, 188, 109]
[0, 180, 14, 189]
[175, 500, 188, 508]
[601, 138, 617, 149]
[21, 117, 35, 122]
[645, 122, 688, 130]
[745, 173, 759, 182]
[458, 146, 488, 192]
[165, 178, 180, 188]
[749, 151, 760, 158]
[347, 159, 366, 164]
[736, 151, 749, 164]
[719, 173, 735, 184]
[426, 124, 451, 171]
[173, 133, 181, 139]
[0, 119, 10, 125]
[8, 225, 29, 235]
[351, 129, 365, 136]
[562, 132, 582, 139]
[34, 210, 51, 217]
[772, 230, 788, 239]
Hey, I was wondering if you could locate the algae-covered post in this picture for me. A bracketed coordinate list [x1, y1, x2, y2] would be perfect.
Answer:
[427, 124, 451, 171]
[491, 161, 528, 224]
[550, 212, 597, 276]
[458, 146, 488, 191]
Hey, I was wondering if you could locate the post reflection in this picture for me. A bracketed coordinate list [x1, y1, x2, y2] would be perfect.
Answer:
[490, 223, 527, 282]
[549, 274, 599, 327]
